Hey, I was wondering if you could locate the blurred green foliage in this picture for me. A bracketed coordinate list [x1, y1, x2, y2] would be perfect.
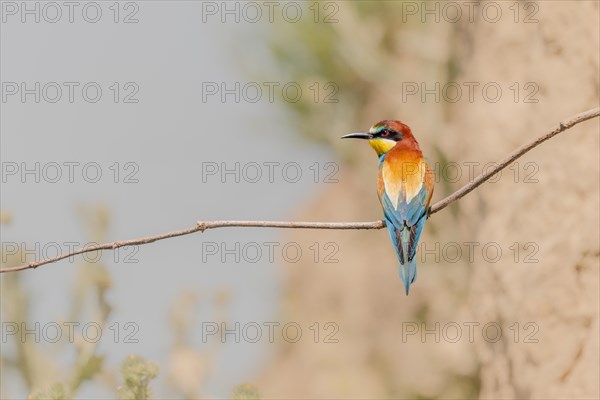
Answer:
[0, 207, 160, 399]
[232, 383, 261, 400]
[117, 355, 159, 400]
[1, 207, 257, 399]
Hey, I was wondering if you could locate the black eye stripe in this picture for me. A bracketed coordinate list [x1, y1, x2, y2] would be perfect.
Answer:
[375, 128, 403, 140]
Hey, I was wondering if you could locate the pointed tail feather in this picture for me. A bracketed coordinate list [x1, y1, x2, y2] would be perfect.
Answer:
[398, 258, 417, 295]
[384, 214, 421, 295]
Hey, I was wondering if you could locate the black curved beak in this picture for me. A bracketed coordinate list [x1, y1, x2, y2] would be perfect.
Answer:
[341, 132, 373, 140]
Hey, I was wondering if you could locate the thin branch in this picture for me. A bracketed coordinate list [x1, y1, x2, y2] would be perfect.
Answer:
[2, 108, 598, 274]
[429, 107, 600, 214]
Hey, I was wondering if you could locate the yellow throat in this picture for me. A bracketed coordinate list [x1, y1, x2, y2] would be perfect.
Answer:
[368, 138, 397, 156]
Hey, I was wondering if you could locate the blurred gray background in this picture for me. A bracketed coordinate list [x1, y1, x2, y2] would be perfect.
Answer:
[1, 2, 332, 398]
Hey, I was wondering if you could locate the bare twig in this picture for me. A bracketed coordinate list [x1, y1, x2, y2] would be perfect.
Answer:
[2, 108, 598, 273]
[429, 107, 599, 214]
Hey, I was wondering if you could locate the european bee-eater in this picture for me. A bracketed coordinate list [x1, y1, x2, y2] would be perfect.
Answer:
[342, 121, 434, 295]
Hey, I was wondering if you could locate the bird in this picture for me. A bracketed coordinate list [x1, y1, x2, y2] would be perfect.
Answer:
[342, 120, 434, 295]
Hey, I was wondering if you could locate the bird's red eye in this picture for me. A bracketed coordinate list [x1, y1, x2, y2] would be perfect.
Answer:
[381, 130, 390, 137]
